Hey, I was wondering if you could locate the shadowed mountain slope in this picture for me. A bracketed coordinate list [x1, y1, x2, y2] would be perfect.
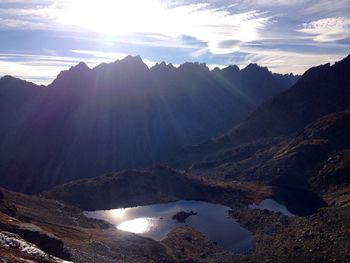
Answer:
[176, 54, 350, 167]
[0, 56, 296, 193]
[190, 109, 350, 192]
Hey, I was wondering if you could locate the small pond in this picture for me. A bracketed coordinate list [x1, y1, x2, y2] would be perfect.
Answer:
[249, 198, 294, 216]
[84, 200, 254, 252]
[249, 188, 326, 216]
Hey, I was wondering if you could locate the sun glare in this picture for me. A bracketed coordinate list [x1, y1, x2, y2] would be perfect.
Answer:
[117, 218, 156, 234]
[54, 0, 267, 54]
[59, 0, 168, 36]
[109, 208, 126, 218]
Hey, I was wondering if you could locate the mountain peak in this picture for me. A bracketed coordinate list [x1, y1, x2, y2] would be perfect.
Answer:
[333, 53, 350, 68]
[242, 63, 269, 74]
[70, 62, 90, 72]
[221, 65, 240, 74]
[49, 62, 91, 87]
[150, 62, 175, 73]
[0, 75, 17, 82]
[151, 61, 167, 69]
[179, 62, 209, 72]
[120, 55, 145, 64]
[115, 55, 149, 72]
[0, 75, 40, 88]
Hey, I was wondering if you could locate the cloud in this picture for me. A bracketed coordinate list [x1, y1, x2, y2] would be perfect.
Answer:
[0, 0, 271, 55]
[244, 0, 308, 7]
[0, 0, 52, 3]
[299, 17, 350, 42]
[234, 46, 347, 74]
[71, 50, 127, 61]
[60, 1, 271, 54]
[0, 3, 60, 30]
[301, 0, 350, 16]
[0, 59, 67, 84]
[0, 50, 108, 84]
[0, 18, 44, 29]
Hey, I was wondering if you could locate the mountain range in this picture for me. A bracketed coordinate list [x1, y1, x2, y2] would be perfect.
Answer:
[0, 56, 297, 193]
[175, 55, 350, 166]
[44, 54, 350, 203]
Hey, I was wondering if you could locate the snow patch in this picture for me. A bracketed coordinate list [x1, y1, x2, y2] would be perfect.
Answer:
[0, 231, 72, 263]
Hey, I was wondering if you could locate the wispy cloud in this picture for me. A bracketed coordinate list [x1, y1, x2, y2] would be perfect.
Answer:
[301, 0, 350, 16]
[0, 50, 115, 84]
[234, 47, 347, 74]
[71, 50, 127, 61]
[0, 58, 67, 84]
[298, 17, 350, 42]
[243, 0, 308, 7]
[0, 3, 58, 29]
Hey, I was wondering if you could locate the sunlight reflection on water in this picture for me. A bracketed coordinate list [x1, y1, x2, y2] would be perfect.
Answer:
[109, 208, 127, 218]
[117, 217, 157, 233]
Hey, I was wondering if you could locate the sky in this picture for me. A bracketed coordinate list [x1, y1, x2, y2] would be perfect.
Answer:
[0, 0, 349, 84]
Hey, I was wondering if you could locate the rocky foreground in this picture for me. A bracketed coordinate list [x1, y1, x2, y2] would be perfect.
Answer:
[1, 166, 349, 263]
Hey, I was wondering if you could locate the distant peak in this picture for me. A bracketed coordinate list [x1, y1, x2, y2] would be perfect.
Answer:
[179, 62, 209, 71]
[222, 65, 240, 73]
[70, 62, 90, 72]
[0, 75, 18, 86]
[115, 55, 149, 71]
[0, 75, 16, 81]
[228, 65, 240, 70]
[0, 75, 41, 88]
[48, 62, 91, 87]
[244, 63, 260, 69]
[333, 53, 350, 67]
[152, 61, 167, 68]
[121, 55, 144, 64]
[0, 75, 29, 84]
[150, 61, 175, 72]
[242, 63, 269, 74]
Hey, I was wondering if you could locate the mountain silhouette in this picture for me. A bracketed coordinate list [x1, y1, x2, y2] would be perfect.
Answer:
[178, 54, 350, 169]
[0, 56, 297, 193]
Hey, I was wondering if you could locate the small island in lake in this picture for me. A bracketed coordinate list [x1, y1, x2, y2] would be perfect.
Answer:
[172, 210, 197, 222]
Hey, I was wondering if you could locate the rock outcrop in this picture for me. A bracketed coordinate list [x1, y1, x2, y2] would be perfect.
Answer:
[172, 211, 197, 222]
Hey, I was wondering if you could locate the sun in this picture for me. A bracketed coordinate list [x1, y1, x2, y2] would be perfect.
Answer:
[58, 0, 167, 36]
[53, 0, 265, 54]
